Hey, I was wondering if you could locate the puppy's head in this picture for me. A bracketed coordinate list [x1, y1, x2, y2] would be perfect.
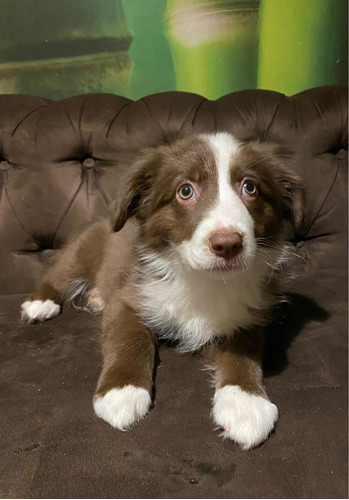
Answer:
[112, 133, 305, 274]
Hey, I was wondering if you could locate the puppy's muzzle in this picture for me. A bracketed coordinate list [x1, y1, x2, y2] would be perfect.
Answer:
[208, 231, 243, 260]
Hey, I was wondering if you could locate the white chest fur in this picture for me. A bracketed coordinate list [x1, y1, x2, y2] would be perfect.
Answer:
[137, 252, 275, 352]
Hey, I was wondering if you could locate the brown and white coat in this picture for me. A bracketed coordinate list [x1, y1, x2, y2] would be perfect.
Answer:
[21, 132, 304, 450]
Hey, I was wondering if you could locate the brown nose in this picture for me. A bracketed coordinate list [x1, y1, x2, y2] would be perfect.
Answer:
[208, 232, 243, 260]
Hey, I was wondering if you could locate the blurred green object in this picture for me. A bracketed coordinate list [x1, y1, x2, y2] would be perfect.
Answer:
[0, 0, 133, 99]
[122, 0, 176, 100]
[165, 0, 260, 99]
[258, 0, 348, 95]
[0, 0, 347, 101]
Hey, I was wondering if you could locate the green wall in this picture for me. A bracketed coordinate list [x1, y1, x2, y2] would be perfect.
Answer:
[122, 0, 176, 99]
[0, 0, 347, 100]
[258, 0, 348, 95]
[0, 0, 134, 99]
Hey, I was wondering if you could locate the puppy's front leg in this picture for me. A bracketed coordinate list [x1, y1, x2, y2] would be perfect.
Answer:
[207, 331, 278, 450]
[93, 300, 155, 430]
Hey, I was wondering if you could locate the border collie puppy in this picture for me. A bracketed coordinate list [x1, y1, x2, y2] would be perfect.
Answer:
[21, 132, 304, 450]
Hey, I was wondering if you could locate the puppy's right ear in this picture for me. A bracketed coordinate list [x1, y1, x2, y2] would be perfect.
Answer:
[111, 148, 159, 232]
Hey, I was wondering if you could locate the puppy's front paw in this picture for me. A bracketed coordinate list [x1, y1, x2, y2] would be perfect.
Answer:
[93, 385, 151, 430]
[212, 385, 278, 450]
[21, 299, 61, 324]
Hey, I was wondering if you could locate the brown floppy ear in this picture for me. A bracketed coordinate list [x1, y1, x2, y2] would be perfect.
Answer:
[111, 148, 160, 232]
[280, 172, 305, 233]
[271, 161, 306, 234]
[248, 142, 306, 234]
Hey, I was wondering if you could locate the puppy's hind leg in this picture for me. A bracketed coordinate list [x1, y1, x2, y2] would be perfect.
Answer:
[21, 281, 62, 324]
[20, 248, 81, 324]
[21, 221, 111, 324]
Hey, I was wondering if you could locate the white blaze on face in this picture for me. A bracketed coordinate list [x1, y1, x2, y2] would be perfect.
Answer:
[179, 132, 256, 271]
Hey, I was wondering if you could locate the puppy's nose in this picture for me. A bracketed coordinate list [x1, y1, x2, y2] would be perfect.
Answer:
[208, 232, 243, 260]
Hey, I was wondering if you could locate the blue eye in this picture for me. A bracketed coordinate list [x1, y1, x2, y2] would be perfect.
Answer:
[242, 180, 257, 196]
[178, 184, 194, 200]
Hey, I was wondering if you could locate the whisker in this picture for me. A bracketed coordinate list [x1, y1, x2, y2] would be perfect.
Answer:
[287, 251, 306, 261]
[256, 238, 284, 250]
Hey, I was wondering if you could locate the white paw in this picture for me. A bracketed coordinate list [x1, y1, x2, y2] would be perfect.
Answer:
[212, 385, 278, 450]
[86, 288, 104, 313]
[21, 299, 61, 324]
[93, 385, 151, 430]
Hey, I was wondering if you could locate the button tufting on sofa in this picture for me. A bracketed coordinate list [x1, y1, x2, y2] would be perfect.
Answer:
[81, 158, 96, 169]
[0, 160, 9, 170]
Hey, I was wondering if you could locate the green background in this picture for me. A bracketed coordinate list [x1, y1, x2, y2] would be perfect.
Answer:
[0, 0, 347, 100]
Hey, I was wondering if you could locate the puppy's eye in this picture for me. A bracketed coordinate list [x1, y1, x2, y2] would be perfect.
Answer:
[178, 184, 194, 200]
[242, 180, 257, 197]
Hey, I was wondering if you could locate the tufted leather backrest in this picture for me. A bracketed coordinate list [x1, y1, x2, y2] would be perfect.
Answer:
[0, 87, 347, 294]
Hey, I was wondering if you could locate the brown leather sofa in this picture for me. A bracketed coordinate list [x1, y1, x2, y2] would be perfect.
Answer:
[0, 87, 347, 498]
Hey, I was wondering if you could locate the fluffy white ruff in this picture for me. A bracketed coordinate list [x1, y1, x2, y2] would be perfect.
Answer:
[212, 385, 278, 450]
[21, 299, 61, 324]
[138, 249, 278, 353]
[93, 386, 151, 430]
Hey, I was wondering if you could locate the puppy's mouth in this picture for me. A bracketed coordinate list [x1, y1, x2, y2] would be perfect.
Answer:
[177, 237, 255, 275]
[209, 255, 248, 273]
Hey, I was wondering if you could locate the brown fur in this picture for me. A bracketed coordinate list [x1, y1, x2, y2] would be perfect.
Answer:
[30, 281, 60, 303]
[205, 330, 266, 397]
[112, 136, 218, 247]
[38, 220, 111, 302]
[96, 297, 155, 397]
[231, 143, 305, 239]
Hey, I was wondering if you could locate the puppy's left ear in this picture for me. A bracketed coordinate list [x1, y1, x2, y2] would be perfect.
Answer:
[249, 142, 306, 234]
[111, 148, 160, 232]
[275, 166, 306, 234]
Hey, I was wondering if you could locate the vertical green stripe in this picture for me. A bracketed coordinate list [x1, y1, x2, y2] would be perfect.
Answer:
[122, 0, 176, 100]
[165, 0, 260, 99]
[258, 0, 348, 95]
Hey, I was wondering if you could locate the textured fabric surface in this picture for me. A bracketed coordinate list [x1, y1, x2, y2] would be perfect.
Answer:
[0, 87, 347, 498]
[0, 87, 347, 293]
